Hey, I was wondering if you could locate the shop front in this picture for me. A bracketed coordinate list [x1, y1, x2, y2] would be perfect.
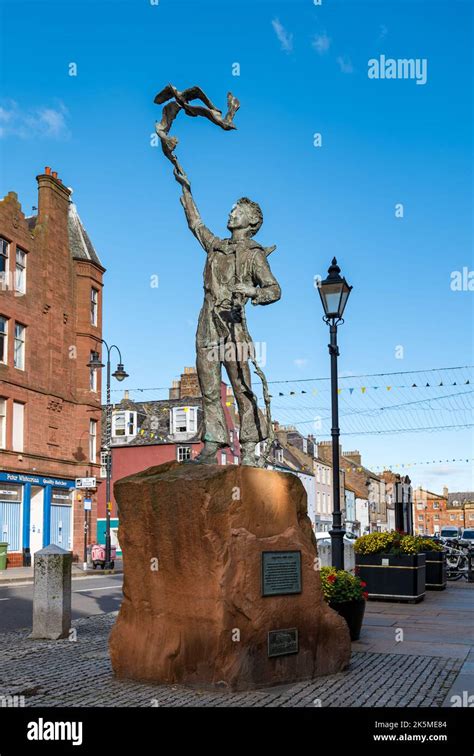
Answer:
[0, 472, 75, 567]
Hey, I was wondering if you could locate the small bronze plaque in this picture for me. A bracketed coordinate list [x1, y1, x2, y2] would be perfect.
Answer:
[261, 550, 302, 597]
[268, 628, 299, 658]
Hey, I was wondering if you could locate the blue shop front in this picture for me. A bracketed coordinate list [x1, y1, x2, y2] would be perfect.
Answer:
[0, 471, 75, 566]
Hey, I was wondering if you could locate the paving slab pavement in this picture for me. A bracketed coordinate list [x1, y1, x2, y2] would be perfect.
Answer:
[0, 581, 471, 707]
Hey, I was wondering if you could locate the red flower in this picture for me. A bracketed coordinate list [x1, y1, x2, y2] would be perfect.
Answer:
[360, 581, 367, 588]
[362, 591, 369, 600]
[327, 574, 337, 584]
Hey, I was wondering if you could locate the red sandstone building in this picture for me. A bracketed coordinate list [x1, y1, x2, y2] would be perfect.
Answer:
[96, 367, 240, 553]
[0, 168, 104, 565]
[412, 487, 448, 535]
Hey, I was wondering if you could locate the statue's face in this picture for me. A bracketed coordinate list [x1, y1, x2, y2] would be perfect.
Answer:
[227, 203, 249, 231]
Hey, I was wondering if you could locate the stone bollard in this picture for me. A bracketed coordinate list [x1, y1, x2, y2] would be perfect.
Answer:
[31, 544, 72, 640]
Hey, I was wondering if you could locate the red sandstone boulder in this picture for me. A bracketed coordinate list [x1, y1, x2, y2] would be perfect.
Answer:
[109, 461, 351, 690]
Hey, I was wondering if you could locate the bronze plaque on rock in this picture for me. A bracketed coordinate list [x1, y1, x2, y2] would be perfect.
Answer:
[261, 550, 302, 596]
[268, 628, 299, 658]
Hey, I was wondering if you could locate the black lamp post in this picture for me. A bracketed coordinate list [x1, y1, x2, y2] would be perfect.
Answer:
[318, 258, 352, 570]
[87, 341, 129, 570]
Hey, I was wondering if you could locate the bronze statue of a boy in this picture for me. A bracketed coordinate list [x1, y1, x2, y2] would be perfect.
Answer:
[155, 85, 281, 466]
[175, 172, 281, 465]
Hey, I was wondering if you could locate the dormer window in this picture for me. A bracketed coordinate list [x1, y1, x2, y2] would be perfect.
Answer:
[112, 410, 137, 439]
[170, 406, 197, 435]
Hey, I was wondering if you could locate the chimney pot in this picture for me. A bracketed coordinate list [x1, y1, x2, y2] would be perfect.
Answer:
[52, 171, 58, 179]
[45, 166, 51, 175]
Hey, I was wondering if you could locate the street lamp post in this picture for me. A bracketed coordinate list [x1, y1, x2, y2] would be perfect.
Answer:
[87, 342, 129, 570]
[318, 258, 352, 570]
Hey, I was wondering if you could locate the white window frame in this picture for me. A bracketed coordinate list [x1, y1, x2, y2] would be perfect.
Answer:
[12, 401, 24, 452]
[0, 397, 6, 448]
[0, 316, 8, 364]
[90, 351, 99, 392]
[221, 451, 227, 465]
[91, 287, 98, 326]
[100, 450, 108, 478]
[0, 238, 9, 285]
[14, 322, 25, 370]
[177, 446, 192, 462]
[170, 406, 197, 435]
[112, 410, 137, 439]
[276, 448, 284, 464]
[233, 455, 238, 465]
[15, 248, 26, 294]
[89, 420, 97, 463]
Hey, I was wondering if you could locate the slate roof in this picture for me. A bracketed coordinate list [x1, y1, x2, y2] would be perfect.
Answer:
[68, 202, 103, 268]
[447, 492, 474, 506]
[23, 201, 104, 269]
[102, 397, 203, 447]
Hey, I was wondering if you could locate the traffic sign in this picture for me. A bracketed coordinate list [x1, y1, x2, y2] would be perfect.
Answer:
[84, 498, 92, 511]
[75, 477, 97, 489]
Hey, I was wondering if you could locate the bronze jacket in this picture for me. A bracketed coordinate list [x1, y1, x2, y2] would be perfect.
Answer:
[193, 226, 281, 349]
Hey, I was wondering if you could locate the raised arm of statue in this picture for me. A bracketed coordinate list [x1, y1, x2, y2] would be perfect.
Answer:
[154, 85, 239, 253]
[174, 169, 215, 253]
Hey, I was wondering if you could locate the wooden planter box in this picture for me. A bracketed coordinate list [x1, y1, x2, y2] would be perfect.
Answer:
[355, 552, 426, 603]
[424, 550, 447, 590]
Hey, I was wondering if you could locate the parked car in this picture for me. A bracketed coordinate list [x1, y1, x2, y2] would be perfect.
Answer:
[315, 531, 356, 545]
[439, 526, 462, 542]
[460, 528, 474, 548]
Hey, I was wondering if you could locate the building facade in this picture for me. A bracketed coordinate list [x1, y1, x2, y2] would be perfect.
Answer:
[445, 489, 474, 531]
[0, 168, 104, 565]
[412, 487, 448, 535]
[96, 368, 240, 550]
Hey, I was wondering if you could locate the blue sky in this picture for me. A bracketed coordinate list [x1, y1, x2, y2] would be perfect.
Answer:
[1, 0, 473, 491]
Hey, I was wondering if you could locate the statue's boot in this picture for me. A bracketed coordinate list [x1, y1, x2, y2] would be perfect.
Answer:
[193, 441, 222, 465]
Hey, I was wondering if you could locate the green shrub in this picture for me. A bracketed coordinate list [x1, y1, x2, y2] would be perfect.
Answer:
[354, 530, 438, 555]
[320, 566, 368, 603]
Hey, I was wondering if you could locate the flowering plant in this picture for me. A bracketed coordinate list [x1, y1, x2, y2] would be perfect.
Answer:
[320, 567, 368, 603]
[419, 537, 443, 552]
[354, 530, 438, 555]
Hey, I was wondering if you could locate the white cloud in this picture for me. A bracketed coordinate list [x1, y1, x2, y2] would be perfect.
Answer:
[0, 100, 70, 139]
[337, 55, 354, 74]
[272, 18, 293, 53]
[312, 32, 331, 55]
[294, 358, 309, 369]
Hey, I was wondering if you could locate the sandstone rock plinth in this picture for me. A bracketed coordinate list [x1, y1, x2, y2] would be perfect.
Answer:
[109, 462, 351, 690]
